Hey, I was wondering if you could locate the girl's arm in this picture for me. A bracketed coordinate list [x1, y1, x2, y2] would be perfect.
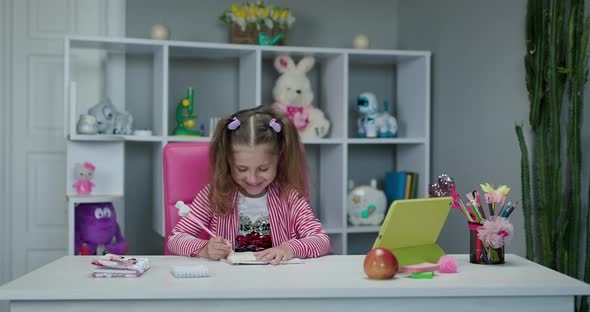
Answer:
[167, 186, 213, 257]
[283, 191, 332, 258]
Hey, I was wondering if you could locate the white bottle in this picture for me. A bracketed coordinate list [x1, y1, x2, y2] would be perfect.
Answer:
[76, 114, 98, 134]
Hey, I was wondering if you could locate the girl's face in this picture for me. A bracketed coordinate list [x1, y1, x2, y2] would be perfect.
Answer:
[230, 144, 279, 197]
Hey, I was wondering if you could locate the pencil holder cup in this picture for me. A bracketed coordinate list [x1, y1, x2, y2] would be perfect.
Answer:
[468, 222, 505, 265]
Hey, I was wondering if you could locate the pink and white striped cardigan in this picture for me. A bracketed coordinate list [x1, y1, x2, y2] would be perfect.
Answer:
[167, 182, 332, 258]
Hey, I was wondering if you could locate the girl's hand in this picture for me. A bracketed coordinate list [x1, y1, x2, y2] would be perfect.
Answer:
[254, 244, 295, 265]
[200, 236, 232, 260]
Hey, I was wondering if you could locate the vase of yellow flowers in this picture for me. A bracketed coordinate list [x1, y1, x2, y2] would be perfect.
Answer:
[219, 2, 295, 45]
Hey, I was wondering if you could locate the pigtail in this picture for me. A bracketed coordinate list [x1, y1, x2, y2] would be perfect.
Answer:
[209, 116, 237, 215]
[274, 109, 308, 199]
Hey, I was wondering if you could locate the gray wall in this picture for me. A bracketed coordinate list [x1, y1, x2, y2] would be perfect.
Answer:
[399, 0, 528, 256]
[126, 0, 398, 49]
[1, 0, 10, 309]
[399, 0, 590, 258]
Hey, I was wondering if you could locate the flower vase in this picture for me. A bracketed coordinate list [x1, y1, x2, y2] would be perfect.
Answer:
[468, 222, 505, 264]
[228, 24, 286, 46]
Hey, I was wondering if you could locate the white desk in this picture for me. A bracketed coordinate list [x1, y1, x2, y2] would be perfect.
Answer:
[1, 254, 589, 312]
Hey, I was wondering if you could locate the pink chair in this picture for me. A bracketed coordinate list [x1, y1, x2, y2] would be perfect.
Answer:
[163, 142, 212, 255]
[162, 142, 310, 255]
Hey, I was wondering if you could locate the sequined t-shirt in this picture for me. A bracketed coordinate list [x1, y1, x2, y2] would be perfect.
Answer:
[235, 192, 272, 252]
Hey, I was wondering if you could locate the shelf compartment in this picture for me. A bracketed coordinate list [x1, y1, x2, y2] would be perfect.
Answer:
[347, 53, 429, 139]
[167, 46, 259, 138]
[65, 38, 166, 138]
[125, 141, 163, 254]
[260, 50, 346, 140]
[347, 144, 396, 192]
[67, 194, 125, 255]
[347, 144, 428, 199]
[65, 141, 124, 197]
[395, 144, 428, 198]
[304, 144, 345, 230]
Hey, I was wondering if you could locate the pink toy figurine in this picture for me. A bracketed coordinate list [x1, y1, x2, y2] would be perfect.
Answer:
[74, 162, 96, 194]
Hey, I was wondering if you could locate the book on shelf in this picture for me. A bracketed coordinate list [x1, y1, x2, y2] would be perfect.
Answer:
[385, 171, 418, 208]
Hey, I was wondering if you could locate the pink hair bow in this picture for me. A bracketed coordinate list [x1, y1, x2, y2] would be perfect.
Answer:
[83, 162, 96, 171]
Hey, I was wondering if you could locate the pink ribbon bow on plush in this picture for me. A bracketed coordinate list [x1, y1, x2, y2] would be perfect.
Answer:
[274, 102, 310, 131]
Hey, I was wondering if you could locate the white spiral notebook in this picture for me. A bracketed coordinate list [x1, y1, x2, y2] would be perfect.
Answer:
[223, 251, 304, 265]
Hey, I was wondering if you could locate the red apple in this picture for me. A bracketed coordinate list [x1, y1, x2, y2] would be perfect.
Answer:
[364, 248, 398, 279]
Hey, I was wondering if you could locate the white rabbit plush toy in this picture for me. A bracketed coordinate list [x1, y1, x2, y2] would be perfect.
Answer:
[272, 55, 330, 139]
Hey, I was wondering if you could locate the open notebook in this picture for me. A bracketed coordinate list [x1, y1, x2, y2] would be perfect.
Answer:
[224, 251, 304, 265]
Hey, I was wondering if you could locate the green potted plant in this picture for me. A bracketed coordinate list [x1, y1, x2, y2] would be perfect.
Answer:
[516, 0, 589, 310]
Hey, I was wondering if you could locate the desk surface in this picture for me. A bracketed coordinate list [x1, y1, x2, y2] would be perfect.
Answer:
[1, 254, 589, 301]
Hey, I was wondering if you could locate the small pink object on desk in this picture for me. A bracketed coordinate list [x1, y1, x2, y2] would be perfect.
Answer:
[400, 256, 458, 274]
[438, 255, 458, 273]
[91, 254, 151, 278]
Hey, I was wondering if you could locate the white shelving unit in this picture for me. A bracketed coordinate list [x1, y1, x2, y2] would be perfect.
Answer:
[64, 35, 431, 255]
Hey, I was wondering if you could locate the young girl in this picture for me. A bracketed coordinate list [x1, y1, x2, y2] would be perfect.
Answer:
[167, 106, 331, 263]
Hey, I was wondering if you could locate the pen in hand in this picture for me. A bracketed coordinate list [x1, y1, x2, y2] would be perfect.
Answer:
[175, 201, 233, 251]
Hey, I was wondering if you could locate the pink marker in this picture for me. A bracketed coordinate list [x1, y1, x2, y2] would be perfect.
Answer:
[175, 201, 232, 249]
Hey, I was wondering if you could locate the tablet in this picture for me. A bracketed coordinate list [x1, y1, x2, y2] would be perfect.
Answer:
[372, 197, 452, 266]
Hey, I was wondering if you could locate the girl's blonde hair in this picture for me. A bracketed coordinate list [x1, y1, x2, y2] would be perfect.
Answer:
[209, 105, 307, 215]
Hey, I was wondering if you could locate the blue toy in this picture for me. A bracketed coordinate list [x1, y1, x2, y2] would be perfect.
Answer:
[356, 92, 398, 138]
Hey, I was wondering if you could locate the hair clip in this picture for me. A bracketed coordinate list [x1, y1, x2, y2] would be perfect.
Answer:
[269, 118, 282, 133]
[227, 117, 241, 130]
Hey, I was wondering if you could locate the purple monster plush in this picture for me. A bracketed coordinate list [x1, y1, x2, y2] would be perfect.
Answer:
[74, 202, 128, 255]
